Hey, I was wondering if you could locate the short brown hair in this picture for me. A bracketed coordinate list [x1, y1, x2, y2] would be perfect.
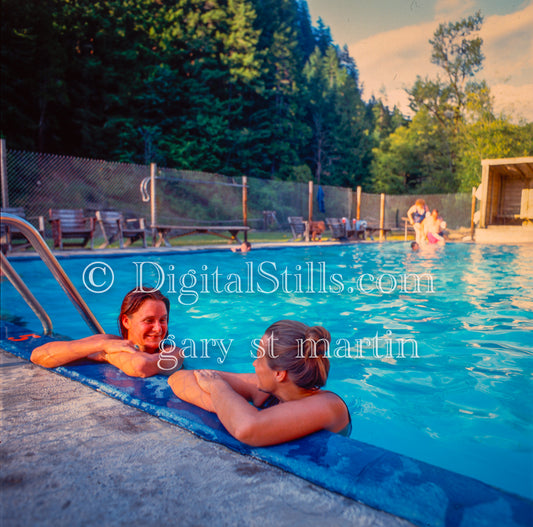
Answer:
[263, 320, 331, 390]
[118, 288, 170, 338]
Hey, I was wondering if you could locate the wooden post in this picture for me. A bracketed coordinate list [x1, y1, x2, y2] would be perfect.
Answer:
[242, 176, 248, 242]
[307, 180, 313, 242]
[479, 161, 490, 228]
[379, 193, 385, 241]
[150, 163, 157, 246]
[356, 186, 361, 221]
[470, 186, 476, 241]
[1, 139, 8, 208]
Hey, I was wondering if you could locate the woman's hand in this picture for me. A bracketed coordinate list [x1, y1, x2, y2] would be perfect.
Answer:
[87, 339, 138, 362]
[102, 339, 139, 356]
[194, 370, 226, 394]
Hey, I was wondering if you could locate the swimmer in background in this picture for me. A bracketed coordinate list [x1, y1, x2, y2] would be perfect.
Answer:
[231, 241, 252, 253]
[423, 209, 446, 245]
[410, 241, 420, 251]
[168, 320, 351, 446]
[31, 289, 183, 377]
[407, 199, 430, 245]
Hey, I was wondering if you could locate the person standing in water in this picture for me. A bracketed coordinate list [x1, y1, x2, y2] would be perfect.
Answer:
[407, 199, 430, 245]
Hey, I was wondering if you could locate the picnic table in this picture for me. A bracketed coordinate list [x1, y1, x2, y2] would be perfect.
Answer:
[151, 224, 250, 247]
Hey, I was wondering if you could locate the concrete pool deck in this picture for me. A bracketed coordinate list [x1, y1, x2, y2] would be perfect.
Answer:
[0, 349, 415, 527]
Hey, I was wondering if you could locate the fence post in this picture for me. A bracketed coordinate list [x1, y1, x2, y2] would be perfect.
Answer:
[470, 186, 476, 241]
[150, 163, 157, 246]
[356, 186, 361, 221]
[242, 176, 248, 242]
[1, 139, 8, 208]
[379, 193, 385, 241]
[307, 180, 313, 242]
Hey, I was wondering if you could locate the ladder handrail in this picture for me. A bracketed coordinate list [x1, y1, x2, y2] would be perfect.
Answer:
[1, 251, 53, 334]
[1, 213, 104, 335]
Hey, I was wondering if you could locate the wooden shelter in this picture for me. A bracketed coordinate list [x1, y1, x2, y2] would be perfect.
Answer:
[479, 157, 533, 227]
[476, 157, 533, 243]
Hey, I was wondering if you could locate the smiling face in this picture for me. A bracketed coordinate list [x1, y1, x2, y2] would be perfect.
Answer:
[121, 299, 168, 353]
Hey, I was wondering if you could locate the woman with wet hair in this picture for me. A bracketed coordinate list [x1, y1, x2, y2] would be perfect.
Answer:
[168, 320, 351, 446]
[31, 289, 183, 377]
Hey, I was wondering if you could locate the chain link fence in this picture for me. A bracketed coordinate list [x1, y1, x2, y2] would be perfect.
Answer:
[2, 147, 472, 241]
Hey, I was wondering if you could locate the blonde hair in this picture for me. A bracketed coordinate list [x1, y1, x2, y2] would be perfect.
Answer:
[263, 320, 331, 390]
[415, 199, 426, 207]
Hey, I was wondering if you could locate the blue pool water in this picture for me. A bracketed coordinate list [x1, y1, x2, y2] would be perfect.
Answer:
[2, 243, 532, 500]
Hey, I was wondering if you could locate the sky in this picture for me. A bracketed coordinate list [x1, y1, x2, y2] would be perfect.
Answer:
[306, 0, 533, 122]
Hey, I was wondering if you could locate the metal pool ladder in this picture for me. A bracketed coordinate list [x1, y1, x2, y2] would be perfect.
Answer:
[1, 212, 104, 336]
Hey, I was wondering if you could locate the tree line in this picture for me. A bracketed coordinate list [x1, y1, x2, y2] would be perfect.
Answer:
[1, 1, 532, 193]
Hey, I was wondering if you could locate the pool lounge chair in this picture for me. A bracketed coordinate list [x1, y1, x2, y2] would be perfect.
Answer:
[326, 218, 348, 240]
[96, 210, 147, 249]
[49, 209, 95, 250]
[1, 207, 45, 253]
[288, 216, 309, 241]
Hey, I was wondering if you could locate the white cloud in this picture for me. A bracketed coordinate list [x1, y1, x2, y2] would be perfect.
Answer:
[481, 3, 533, 85]
[434, 0, 477, 20]
[350, 20, 440, 111]
[349, 3, 533, 121]
[491, 83, 533, 121]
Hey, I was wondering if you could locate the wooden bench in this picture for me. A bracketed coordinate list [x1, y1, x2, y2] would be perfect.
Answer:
[49, 209, 95, 249]
[151, 225, 250, 247]
[96, 211, 146, 249]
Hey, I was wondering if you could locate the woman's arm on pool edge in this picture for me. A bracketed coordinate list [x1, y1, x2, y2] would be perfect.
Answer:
[168, 370, 263, 412]
[30, 334, 132, 368]
[193, 371, 347, 447]
[31, 335, 183, 377]
[99, 346, 184, 378]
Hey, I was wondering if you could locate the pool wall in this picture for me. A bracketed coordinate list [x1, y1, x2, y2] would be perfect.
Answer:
[1, 320, 531, 527]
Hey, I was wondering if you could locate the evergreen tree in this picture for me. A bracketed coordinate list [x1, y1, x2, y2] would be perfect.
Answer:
[1, 0, 68, 152]
[313, 17, 332, 55]
[1, 0, 374, 186]
[302, 46, 370, 187]
[247, 0, 309, 179]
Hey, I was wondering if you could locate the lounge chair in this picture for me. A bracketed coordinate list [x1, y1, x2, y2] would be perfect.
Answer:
[326, 218, 348, 240]
[353, 219, 368, 240]
[1, 207, 45, 252]
[96, 210, 146, 249]
[49, 209, 95, 249]
[288, 216, 309, 241]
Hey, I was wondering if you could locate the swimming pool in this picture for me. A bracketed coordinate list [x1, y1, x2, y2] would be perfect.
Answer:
[2, 242, 532, 500]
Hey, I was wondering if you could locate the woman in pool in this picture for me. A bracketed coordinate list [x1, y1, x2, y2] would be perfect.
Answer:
[31, 289, 183, 377]
[423, 209, 446, 245]
[407, 199, 430, 245]
[168, 320, 351, 446]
